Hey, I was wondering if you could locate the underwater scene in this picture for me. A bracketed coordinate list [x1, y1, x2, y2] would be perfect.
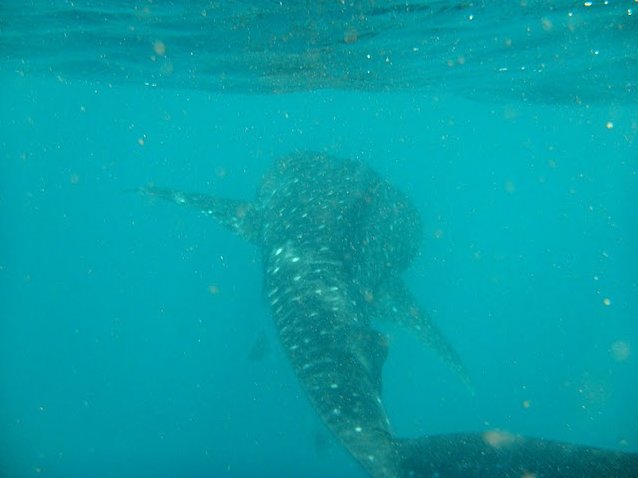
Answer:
[1, 1, 637, 477]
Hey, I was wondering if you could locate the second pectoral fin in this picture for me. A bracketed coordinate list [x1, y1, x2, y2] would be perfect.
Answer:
[369, 278, 472, 390]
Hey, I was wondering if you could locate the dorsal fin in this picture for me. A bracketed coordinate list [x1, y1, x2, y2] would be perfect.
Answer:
[138, 186, 260, 243]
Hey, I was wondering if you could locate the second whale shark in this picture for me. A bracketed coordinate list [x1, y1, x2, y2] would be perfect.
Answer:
[140, 152, 637, 477]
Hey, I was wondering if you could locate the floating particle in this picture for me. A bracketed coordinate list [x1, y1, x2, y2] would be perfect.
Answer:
[362, 289, 374, 303]
[610, 340, 630, 362]
[343, 27, 358, 44]
[483, 429, 516, 448]
[153, 40, 167, 56]
[541, 17, 553, 31]
[215, 166, 227, 178]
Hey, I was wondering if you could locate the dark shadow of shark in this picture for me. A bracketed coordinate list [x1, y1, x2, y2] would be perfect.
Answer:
[139, 152, 637, 477]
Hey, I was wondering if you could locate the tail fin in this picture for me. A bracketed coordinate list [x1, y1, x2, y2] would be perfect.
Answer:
[137, 186, 260, 243]
[394, 432, 638, 477]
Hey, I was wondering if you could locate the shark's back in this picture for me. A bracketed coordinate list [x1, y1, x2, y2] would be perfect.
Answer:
[256, 152, 423, 289]
[256, 153, 373, 252]
[255, 153, 402, 476]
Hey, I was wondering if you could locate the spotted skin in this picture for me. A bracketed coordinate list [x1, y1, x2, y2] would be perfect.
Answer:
[140, 152, 637, 477]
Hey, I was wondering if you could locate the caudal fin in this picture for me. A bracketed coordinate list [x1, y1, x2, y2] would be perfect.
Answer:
[393, 432, 638, 478]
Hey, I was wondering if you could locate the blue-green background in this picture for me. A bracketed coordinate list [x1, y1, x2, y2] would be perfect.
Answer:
[1, 73, 637, 477]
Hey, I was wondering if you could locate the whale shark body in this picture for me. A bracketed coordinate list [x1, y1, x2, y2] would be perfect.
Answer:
[141, 152, 637, 477]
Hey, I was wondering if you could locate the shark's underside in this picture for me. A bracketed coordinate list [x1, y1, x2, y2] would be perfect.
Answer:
[140, 152, 637, 477]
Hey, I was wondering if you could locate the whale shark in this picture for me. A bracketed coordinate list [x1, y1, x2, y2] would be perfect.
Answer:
[140, 152, 637, 477]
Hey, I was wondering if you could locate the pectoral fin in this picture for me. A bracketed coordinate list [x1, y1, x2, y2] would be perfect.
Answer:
[371, 278, 472, 390]
[138, 186, 260, 243]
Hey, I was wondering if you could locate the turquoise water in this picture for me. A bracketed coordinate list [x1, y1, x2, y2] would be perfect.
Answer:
[2, 1, 636, 102]
[1, 2, 637, 477]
